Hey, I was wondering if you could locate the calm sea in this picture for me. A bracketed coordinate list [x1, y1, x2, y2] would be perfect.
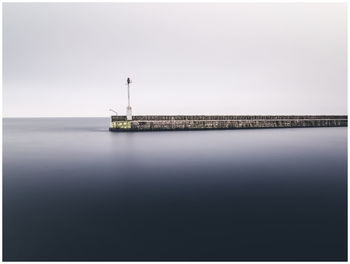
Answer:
[3, 118, 347, 261]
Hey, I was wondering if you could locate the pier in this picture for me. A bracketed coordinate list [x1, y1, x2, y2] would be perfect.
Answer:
[109, 115, 347, 131]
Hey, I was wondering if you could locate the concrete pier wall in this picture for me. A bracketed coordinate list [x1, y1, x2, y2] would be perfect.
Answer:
[109, 115, 347, 131]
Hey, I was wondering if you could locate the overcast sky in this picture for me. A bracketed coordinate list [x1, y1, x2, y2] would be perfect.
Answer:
[3, 3, 347, 117]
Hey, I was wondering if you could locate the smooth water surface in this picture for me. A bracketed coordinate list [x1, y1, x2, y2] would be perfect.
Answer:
[3, 118, 347, 260]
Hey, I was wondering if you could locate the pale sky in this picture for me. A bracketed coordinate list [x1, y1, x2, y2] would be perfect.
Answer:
[3, 3, 347, 117]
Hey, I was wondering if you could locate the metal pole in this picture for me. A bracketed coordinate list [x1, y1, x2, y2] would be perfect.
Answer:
[109, 109, 118, 115]
[127, 83, 130, 107]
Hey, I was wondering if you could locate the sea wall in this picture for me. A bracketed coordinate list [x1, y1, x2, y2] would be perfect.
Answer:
[109, 115, 347, 131]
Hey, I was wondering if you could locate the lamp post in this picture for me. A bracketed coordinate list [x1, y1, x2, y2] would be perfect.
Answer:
[126, 77, 132, 120]
[127, 78, 131, 107]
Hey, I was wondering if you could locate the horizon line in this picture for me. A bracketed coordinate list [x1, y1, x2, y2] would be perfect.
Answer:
[2, 114, 348, 118]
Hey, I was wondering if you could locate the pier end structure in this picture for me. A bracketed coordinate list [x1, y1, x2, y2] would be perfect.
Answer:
[109, 115, 347, 131]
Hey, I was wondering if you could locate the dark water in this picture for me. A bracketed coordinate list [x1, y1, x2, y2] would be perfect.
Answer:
[3, 118, 347, 261]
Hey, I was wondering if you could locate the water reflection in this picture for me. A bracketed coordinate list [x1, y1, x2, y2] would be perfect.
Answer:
[3, 118, 347, 261]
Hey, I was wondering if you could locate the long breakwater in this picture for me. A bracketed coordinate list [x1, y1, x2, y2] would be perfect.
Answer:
[109, 115, 347, 131]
